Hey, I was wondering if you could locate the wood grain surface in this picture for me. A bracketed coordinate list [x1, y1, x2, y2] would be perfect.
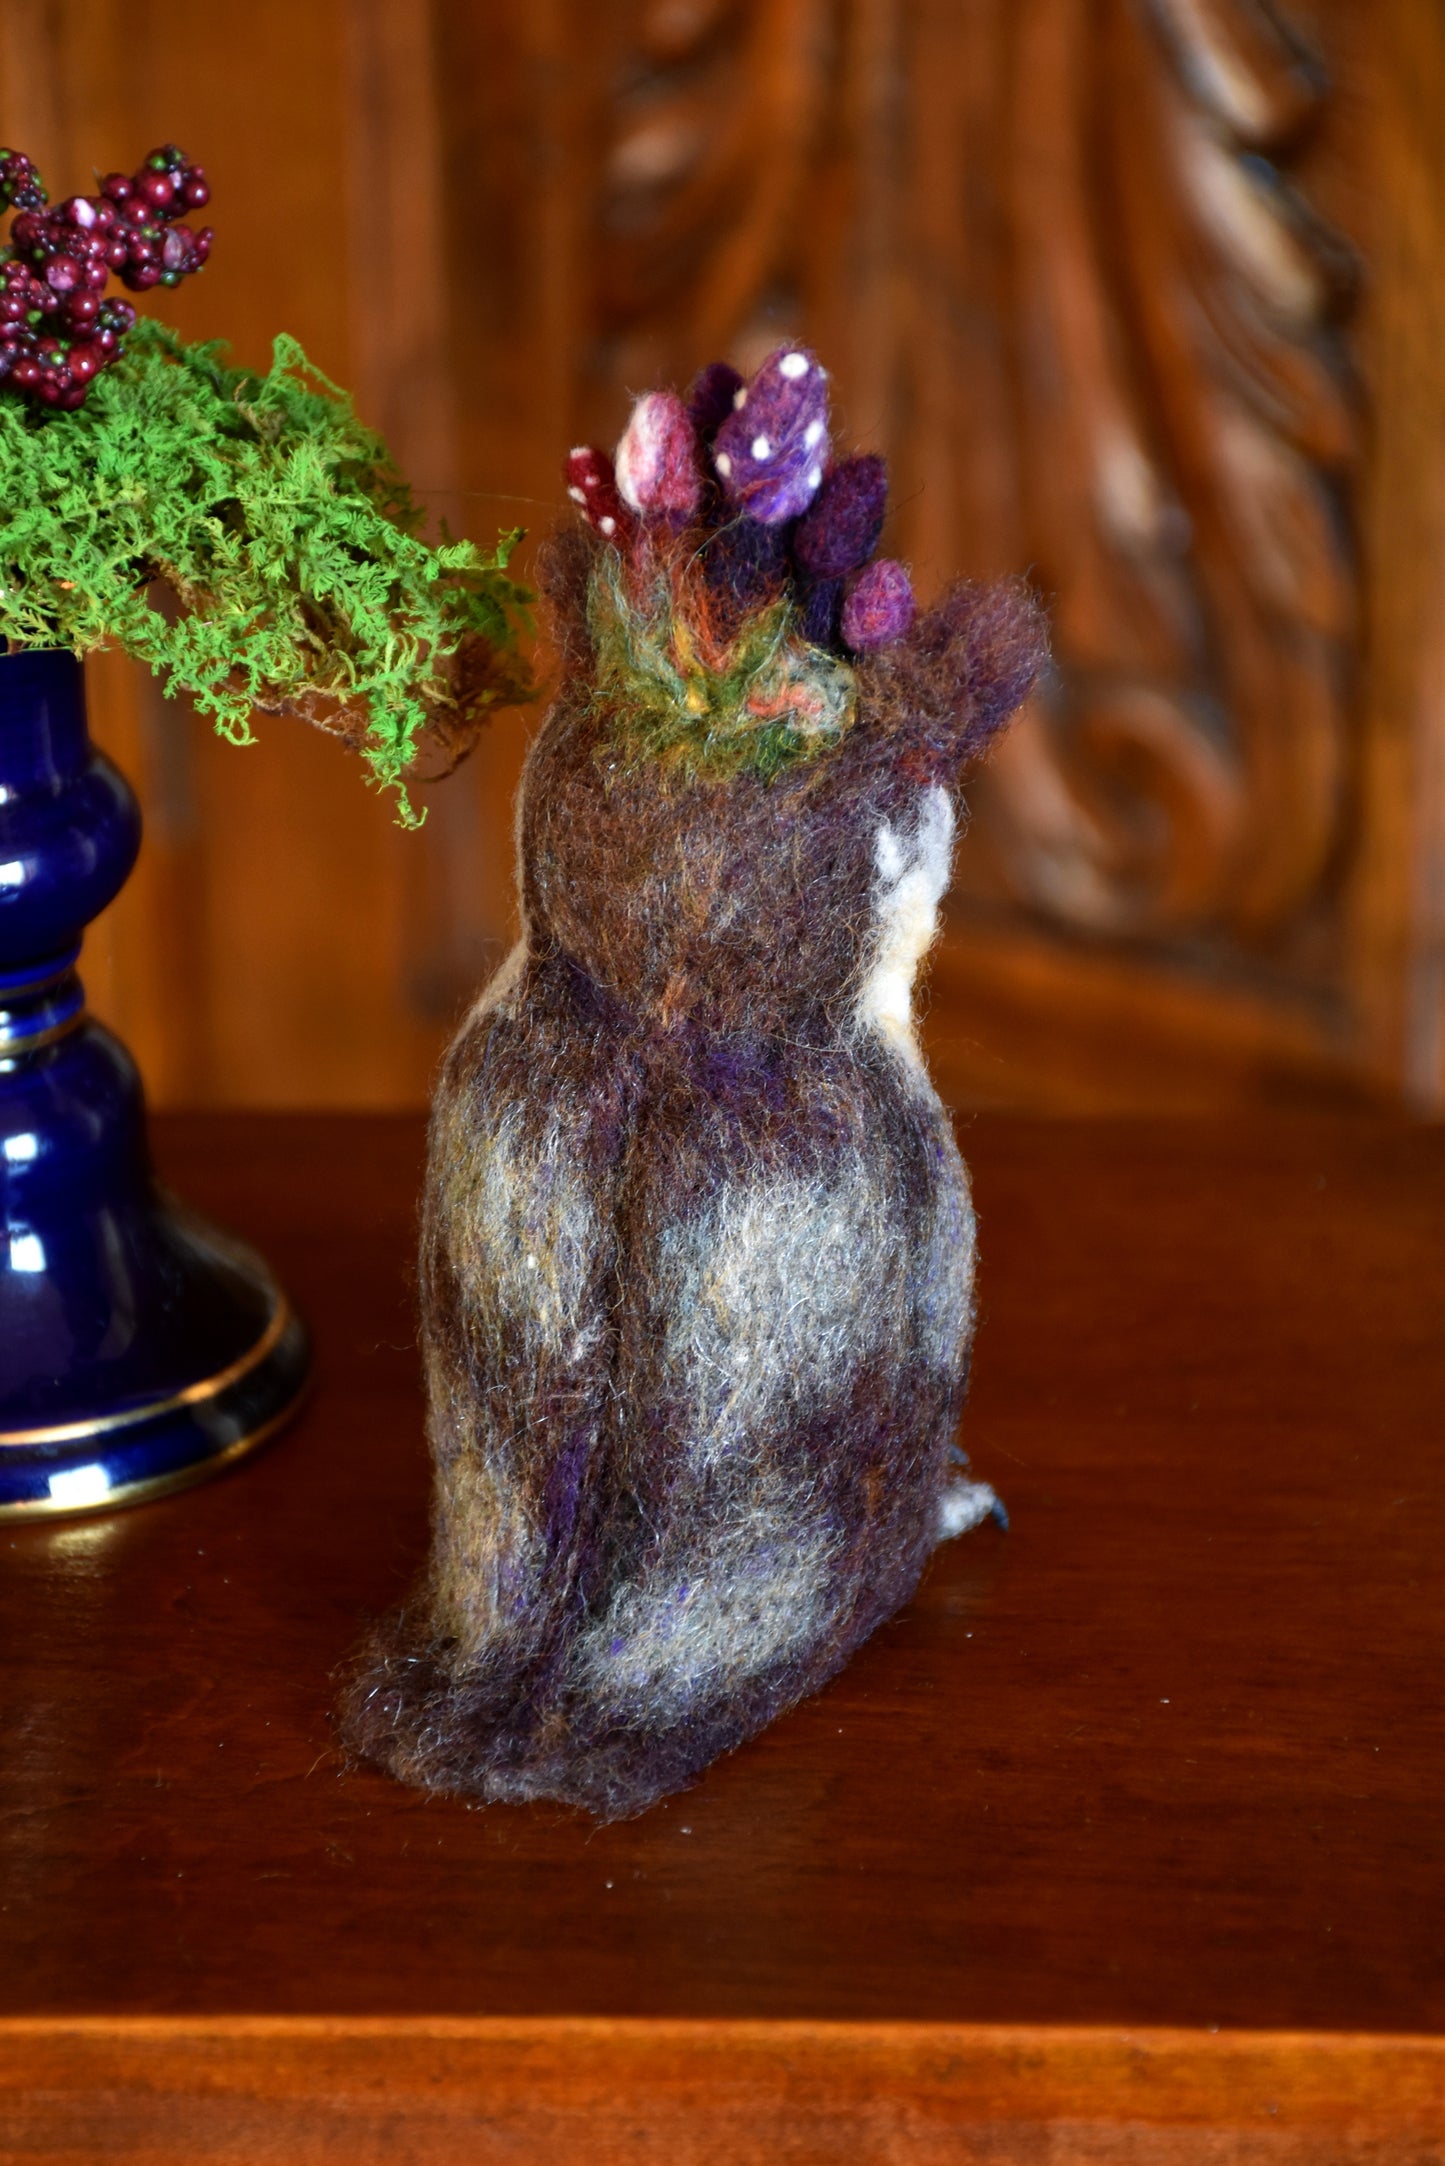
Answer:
[4, 1110, 1444, 2153]
[2, 2020, 1444, 2164]
[2, 1112, 1442, 2033]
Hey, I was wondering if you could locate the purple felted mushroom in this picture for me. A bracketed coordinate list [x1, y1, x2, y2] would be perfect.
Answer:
[842, 558, 917, 651]
[794, 455, 888, 579]
[565, 446, 634, 545]
[712, 345, 830, 524]
[686, 359, 745, 442]
[614, 391, 703, 521]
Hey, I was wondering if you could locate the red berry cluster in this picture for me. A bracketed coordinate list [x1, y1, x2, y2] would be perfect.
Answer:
[0, 144, 212, 410]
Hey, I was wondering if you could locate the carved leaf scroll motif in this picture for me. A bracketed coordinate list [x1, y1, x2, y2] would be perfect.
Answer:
[599, 0, 833, 381]
[987, 0, 1359, 936]
[591, 0, 1357, 947]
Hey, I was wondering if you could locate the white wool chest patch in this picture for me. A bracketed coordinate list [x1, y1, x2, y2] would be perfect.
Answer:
[855, 784, 955, 1062]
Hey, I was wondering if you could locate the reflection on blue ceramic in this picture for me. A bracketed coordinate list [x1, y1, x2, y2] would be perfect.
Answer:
[0, 650, 308, 1518]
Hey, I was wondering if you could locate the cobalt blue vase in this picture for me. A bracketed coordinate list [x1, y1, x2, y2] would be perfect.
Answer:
[0, 650, 308, 1519]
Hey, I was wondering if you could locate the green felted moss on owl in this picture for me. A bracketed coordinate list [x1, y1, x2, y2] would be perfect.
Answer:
[0, 318, 532, 816]
[588, 546, 856, 781]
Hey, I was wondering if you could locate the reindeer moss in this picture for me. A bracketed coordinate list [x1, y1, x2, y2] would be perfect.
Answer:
[0, 318, 530, 814]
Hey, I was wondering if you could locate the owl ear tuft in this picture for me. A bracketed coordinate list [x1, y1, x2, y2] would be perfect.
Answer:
[864, 577, 1048, 774]
[953, 578, 1050, 756]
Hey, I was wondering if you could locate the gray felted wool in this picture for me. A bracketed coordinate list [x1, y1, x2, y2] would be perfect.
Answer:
[340, 348, 1047, 1821]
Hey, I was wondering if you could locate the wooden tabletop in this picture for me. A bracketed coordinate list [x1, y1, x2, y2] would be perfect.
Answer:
[3, 1113, 1444, 2159]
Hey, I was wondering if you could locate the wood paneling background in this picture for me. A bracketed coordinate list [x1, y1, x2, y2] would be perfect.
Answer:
[1, 0, 1441, 1110]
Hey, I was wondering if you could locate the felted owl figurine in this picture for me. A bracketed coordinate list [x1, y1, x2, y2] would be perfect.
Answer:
[340, 349, 1046, 1820]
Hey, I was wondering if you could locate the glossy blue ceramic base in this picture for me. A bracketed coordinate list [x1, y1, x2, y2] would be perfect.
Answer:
[0, 650, 309, 1519]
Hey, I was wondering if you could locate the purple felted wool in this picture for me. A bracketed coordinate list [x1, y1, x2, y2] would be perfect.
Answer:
[614, 391, 703, 520]
[340, 363, 1047, 1824]
[798, 572, 844, 648]
[842, 557, 917, 651]
[793, 454, 887, 579]
[713, 345, 829, 524]
[703, 513, 791, 611]
[687, 359, 744, 442]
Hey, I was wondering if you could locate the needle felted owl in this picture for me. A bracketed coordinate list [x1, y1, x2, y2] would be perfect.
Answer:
[341, 348, 1046, 1820]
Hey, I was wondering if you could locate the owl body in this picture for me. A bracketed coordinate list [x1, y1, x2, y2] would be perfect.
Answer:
[343, 537, 1043, 1820]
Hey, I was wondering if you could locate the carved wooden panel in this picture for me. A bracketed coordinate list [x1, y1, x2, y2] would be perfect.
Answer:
[2, 0, 1441, 1109]
[482, 3, 1356, 915]
[431, 0, 1424, 1107]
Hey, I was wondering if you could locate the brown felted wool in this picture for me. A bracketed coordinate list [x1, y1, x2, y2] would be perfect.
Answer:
[339, 353, 1046, 1822]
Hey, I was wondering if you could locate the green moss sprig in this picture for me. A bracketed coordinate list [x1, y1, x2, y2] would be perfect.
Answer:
[0, 318, 532, 817]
